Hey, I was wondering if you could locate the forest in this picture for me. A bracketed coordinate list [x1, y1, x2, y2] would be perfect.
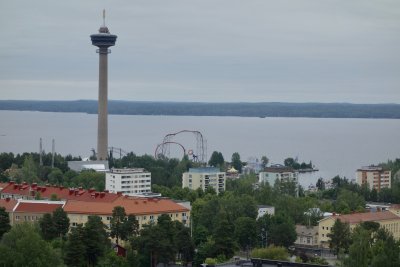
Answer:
[1, 100, 400, 119]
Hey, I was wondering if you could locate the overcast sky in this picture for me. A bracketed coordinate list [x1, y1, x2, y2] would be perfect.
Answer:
[0, 0, 399, 103]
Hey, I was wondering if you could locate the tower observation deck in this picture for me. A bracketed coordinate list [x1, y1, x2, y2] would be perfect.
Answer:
[90, 10, 117, 160]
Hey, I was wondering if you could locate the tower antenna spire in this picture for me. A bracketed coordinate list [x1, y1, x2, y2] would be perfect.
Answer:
[103, 9, 106, 27]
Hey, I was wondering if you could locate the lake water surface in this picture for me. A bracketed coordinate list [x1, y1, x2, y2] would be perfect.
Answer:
[0, 110, 399, 188]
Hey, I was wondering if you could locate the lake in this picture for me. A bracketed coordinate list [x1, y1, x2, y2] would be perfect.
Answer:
[0, 110, 399, 188]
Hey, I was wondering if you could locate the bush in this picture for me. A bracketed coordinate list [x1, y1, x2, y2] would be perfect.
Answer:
[205, 258, 217, 265]
[250, 245, 289, 261]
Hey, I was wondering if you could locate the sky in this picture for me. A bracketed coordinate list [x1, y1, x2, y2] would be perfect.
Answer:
[0, 0, 399, 103]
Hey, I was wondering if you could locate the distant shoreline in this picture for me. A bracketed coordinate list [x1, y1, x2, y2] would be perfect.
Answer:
[1, 100, 400, 119]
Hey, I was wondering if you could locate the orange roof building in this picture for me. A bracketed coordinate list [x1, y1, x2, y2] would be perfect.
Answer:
[64, 196, 190, 229]
[318, 211, 400, 248]
[1, 182, 120, 202]
[0, 198, 18, 212]
[9, 199, 65, 225]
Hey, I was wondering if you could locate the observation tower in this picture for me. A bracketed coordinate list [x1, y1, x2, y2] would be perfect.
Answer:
[90, 10, 117, 160]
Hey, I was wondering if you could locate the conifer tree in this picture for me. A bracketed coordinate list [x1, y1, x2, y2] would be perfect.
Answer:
[0, 207, 10, 239]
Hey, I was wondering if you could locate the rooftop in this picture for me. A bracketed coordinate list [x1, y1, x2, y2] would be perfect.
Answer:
[0, 198, 18, 212]
[357, 165, 387, 172]
[14, 200, 65, 213]
[64, 196, 189, 216]
[329, 211, 400, 224]
[263, 166, 296, 173]
[187, 167, 222, 173]
[108, 168, 147, 174]
[1, 182, 120, 202]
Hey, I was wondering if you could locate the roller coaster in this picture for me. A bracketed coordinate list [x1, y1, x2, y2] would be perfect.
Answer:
[154, 130, 207, 163]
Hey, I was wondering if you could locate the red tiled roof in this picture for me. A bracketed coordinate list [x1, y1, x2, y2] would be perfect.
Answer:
[1, 182, 120, 202]
[0, 198, 18, 212]
[0, 182, 10, 190]
[64, 197, 189, 216]
[14, 202, 64, 213]
[335, 211, 400, 224]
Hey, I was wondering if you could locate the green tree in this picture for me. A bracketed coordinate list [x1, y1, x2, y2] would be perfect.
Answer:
[122, 215, 139, 240]
[48, 168, 64, 184]
[370, 228, 400, 267]
[84, 216, 110, 266]
[234, 217, 257, 252]
[316, 178, 325, 191]
[213, 212, 237, 259]
[0, 207, 11, 239]
[208, 151, 225, 168]
[110, 206, 126, 245]
[344, 226, 370, 267]
[250, 245, 289, 260]
[39, 213, 57, 240]
[0, 223, 62, 267]
[21, 155, 38, 183]
[64, 224, 86, 267]
[231, 152, 243, 173]
[261, 156, 269, 169]
[327, 219, 351, 255]
[268, 214, 297, 248]
[53, 207, 69, 238]
[174, 221, 195, 266]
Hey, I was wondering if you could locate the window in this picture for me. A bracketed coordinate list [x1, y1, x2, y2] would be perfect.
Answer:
[107, 216, 112, 221]
[15, 216, 20, 221]
[322, 234, 325, 237]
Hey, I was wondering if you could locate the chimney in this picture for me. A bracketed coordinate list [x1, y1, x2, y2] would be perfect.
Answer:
[100, 192, 105, 198]
[32, 183, 37, 187]
[117, 192, 122, 196]
[104, 190, 109, 193]
[69, 189, 74, 195]
[8, 181, 15, 185]
[5, 197, 10, 202]
[59, 186, 64, 190]
[95, 192, 99, 197]
[88, 188, 95, 193]
[332, 212, 336, 216]
[22, 182, 27, 185]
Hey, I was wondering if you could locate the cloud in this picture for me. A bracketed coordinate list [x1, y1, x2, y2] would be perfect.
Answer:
[0, 0, 399, 103]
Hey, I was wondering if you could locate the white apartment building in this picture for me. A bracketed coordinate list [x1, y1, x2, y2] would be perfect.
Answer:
[106, 168, 151, 196]
[182, 167, 226, 194]
[258, 165, 298, 186]
[356, 166, 391, 191]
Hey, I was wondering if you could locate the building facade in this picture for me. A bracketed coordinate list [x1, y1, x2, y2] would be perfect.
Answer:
[106, 168, 151, 196]
[257, 205, 275, 219]
[295, 225, 319, 247]
[318, 211, 400, 248]
[259, 165, 298, 186]
[356, 166, 391, 191]
[182, 167, 226, 194]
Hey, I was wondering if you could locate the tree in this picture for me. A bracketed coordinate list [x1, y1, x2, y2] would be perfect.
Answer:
[174, 221, 195, 266]
[52, 207, 69, 238]
[122, 215, 139, 240]
[110, 206, 126, 245]
[39, 213, 57, 240]
[344, 226, 370, 267]
[316, 178, 325, 191]
[208, 151, 225, 168]
[327, 219, 351, 255]
[84, 216, 110, 266]
[234, 217, 257, 252]
[0, 223, 62, 267]
[48, 168, 64, 184]
[212, 212, 237, 258]
[335, 189, 365, 213]
[261, 156, 269, 169]
[251, 245, 289, 260]
[21, 155, 38, 183]
[370, 228, 400, 267]
[267, 214, 297, 248]
[0, 207, 11, 239]
[231, 152, 243, 173]
[64, 224, 86, 267]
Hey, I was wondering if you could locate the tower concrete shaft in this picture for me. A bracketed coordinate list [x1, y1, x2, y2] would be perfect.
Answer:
[90, 14, 117, 160]
[97, 48, 109, 160]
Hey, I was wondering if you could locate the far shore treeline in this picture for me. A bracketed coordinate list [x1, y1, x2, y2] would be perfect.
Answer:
[1, 100, 400, 119]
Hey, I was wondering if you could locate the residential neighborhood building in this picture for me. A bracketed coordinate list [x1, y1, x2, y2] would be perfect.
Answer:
[64, 196, 190, 229]
[0, 181, 120, 202]
[10, 200, 65, 225]
[356, 166, 391, 191]
[295, 225, 319, 247]
[257, 205, 275, 219]
[258, 165, 298, 186]
[67, 160, 109, 172]
[182, 167, 226, 194]
[318, 211, 400, 248]
[105, 168, 152, 196]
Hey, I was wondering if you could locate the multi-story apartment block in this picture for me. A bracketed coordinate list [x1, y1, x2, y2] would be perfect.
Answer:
[106, 168, 151, 196]
[258, 165, 298, 186]
[182, 167, 226, 194]
[356, 166, 391, 191]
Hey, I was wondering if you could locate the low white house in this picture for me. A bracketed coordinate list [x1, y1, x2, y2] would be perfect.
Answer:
[257, 205, 275, 219]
